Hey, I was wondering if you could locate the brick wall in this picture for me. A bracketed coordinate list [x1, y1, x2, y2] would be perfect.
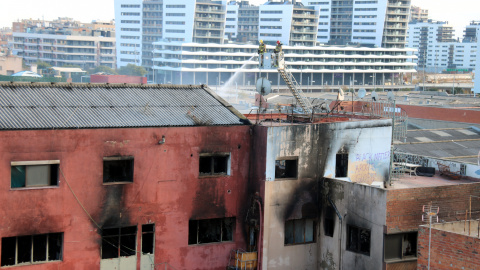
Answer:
[386, 183, 480, 233]
[385, 261, 417, 270]
[417, 226, 480, 270]
[331, 101, 480, 125]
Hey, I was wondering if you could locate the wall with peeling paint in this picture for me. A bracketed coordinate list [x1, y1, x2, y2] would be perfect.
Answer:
[257, 118, 392, 270]
[321, 178, 388, 270]
[0, 125, 251, 270]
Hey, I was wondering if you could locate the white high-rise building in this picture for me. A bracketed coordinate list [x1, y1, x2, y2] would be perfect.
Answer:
[115, 0, 143, 67]
[406, 20, 478, 72]
[308, 0, 411, 48]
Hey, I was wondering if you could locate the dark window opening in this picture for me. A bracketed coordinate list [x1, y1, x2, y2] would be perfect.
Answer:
[11, 164, 59, 188]
[101, 226, 137, 259]
[275, 158, 298, 179]
[103, 157, 134, 183]
[1, 233, 63, 267]
[347, 225, 370, 256]
[335, 153, 348, 177]
[285, 218, 316, 245]
[324, 205, 335, 237]
[188, 217, 235, 245]
[199, 154, 230, 176]
[384, 232, 417, 261]
[142, 224, 155, 255]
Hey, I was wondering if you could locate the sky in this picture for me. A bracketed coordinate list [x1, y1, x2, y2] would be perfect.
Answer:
[0, 0, 478, 39]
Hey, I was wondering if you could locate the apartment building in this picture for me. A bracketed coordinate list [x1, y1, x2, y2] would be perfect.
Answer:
[308, 0, 411, 48]
[409, 5, 428, 22]
[406, 20, 479, 72]
[152, 41, 416, 86]
[464, 21, 480, 43]
[10, 20, 116, 69]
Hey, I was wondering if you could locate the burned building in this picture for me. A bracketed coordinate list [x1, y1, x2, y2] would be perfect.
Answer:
[0, 82, 251, 269]
[246, 113, 394, 270]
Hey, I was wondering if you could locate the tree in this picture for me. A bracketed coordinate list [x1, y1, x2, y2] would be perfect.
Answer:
[118, 64, 147, 77]
[89, 66, 118, 75]
[36, 61, 52, 70]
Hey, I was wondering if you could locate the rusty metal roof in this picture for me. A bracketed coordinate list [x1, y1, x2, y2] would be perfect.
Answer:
[0, 82, 249, 130]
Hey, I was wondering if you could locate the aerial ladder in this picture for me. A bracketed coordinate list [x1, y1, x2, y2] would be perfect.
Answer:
[258, 51, 313, 115]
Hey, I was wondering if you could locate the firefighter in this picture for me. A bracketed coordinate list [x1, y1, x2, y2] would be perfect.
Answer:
[258, 40, 266, 67]
[273, 40, 282, 67]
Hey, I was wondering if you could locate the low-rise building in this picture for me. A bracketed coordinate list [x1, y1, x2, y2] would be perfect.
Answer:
[0, 82, 251, 270]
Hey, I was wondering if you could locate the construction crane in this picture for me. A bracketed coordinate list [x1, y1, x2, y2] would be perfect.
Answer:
[258, 51, 313, 115]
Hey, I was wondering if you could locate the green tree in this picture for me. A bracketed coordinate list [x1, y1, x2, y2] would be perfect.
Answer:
[36, 61, 52, 70]
[89, 65, 118, 75]
[118, 64, 147, 77]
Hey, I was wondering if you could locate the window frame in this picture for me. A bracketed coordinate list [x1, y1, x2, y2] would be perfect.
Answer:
[1, 232, 63, 267]
[335, 153, 349, 178]
[324, 205, 335, 237]
[198, 153, 231, 177]
[384, 232, 418, 262]
[103, 156, 134, 184]
[10, 160, 60, 189]
[346, 224, 371, 256]
[101, 226, 137, 259]
[188, 217, 235, 245]
[284, 218, 316, 245]
[275, 157, 299, 180]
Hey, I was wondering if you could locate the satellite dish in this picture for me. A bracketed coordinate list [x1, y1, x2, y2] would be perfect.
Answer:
[256, 77, 272, 96]
[358, 88, 366, 99]
[337, 89, 345, 101]
[387, 91, 395, 101]
[371, 91, 379, 102]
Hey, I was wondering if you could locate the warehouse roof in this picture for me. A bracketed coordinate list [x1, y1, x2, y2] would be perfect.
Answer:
[0, 82, 249, 130]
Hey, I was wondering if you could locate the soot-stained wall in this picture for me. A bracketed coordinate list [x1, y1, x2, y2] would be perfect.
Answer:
[320, 178, 387, 270]
[258, 119, 392, 270]
[0, 125, 251, 270]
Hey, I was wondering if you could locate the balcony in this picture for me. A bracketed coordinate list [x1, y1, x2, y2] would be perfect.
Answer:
[195, 16, 224, 22]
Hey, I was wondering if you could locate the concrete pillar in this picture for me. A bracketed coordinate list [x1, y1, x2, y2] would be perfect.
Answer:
[342, 72, 345, 85]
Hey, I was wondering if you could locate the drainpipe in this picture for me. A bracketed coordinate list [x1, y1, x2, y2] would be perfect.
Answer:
[255, 199, 263, 270]
[328, 196, 343, 270]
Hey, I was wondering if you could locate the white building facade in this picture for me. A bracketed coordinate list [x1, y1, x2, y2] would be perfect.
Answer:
[115, 0, 143, 67]
[406, 20, 478, 72]
[308, 0, 410, 48]
[152, 41, 416, 86]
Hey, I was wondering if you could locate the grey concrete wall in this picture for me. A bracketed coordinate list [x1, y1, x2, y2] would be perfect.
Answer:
[319, 179, 388, 270]
[260, 119, 392, 270]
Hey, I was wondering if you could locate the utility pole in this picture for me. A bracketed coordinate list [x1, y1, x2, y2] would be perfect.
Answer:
[422, 204, 439, 270]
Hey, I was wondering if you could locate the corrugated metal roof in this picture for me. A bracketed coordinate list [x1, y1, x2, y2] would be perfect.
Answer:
[0, 82, 249, 130]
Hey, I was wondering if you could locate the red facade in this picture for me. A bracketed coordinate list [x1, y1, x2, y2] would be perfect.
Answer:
[0, 125, 251, 269]
[90, 75, 148, 84]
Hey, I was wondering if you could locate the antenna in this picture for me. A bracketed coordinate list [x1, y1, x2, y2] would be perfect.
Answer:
[371, 91, 379, 102]
[358, 88, 366, 99]
[387, 91, 395, 101]
[337, 88, 345, 101]
[422, 204, 439, 270]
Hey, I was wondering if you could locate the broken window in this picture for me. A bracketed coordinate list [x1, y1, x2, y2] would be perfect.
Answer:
[347, 225, 370, 256]
[142, 224, 155, 255]
[188, 217, 235, 245]
[335, 153, 348, 178]
[11, 161, 59, 188]
[101, 226, 137, 259]
[384, 232, 417, 261]
[275, 158, 298, 179]
[1, 233, 63, 267]
[324, 205, 335, 237]
[103, 157, 134, 183]
[199, 153, 230, 176]
[284, 218, 316, 245]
